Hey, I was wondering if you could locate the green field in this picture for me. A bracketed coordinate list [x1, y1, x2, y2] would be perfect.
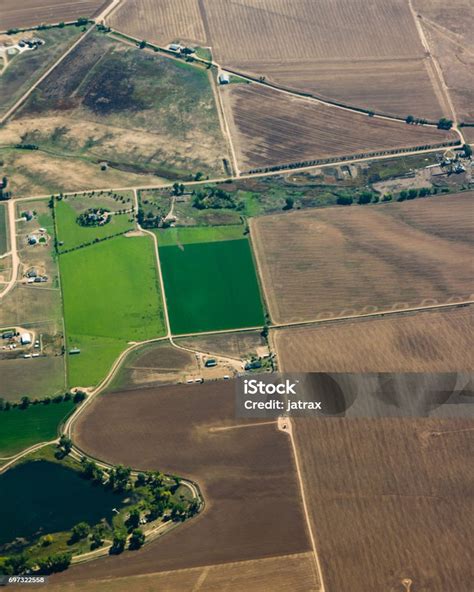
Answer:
[60, 235, 165, 387]
[55, 199, 134, 252]
[0, 203, 7, 254]
[160, 238, 264, 334]
[155, 224, 245, 246]
[0, 401, 75, 457]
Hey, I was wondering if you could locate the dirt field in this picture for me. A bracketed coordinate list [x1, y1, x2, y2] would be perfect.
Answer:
[176, 330, 267, 360]
[61, 381, 315, 584]
[1, 0, 110, 30]
[415, 2, 474, 126]
[291, 417, 473, 591]
[221, 84, 456, 172]
[107, 0, 447, 119]
[108, 0, 207, 46]
[273, 306, 473, 372]
[251, 192, 474, 324]
[47, 552, 318, 592]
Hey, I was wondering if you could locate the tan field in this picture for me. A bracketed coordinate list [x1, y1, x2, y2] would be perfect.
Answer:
[47, 553, 318, 592]
[108, 0, 207, 46]
[59, 381, 316, 585]
[107, 0, 447, 119]
[1, 0, 110, 30]
[251, 192, 474, 324]
[291, 417, 473, 592]
[176, 330, 266, 360]
[273, 306, 473, 372]
[222, 84, 456, 171]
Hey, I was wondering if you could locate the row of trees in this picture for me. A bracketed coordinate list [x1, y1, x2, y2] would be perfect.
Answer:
[0, 390, 85, 412]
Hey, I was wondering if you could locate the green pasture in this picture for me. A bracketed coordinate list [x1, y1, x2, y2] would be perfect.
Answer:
[160, 238, 264, 334]
[60, 235, 165, 387]
[55, 199, 134, 252]
[0, 401, 75, 457]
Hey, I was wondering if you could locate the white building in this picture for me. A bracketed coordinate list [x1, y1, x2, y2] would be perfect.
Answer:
[218, 73, 230, 85]
[20, 332, 32, 345]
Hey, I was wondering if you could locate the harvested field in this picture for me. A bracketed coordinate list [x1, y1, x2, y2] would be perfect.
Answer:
[1, 1, 110, 30]
[291, 417, 474, 592]
[251, 192, 474, 324]
[108, 0, 207, 46]
[221, 84, 456, 171]
[109, 0, 446, 118]
[0, 356, 66, 402]
[273, 306, 474, 373]
[62, 381, 314, 583]
[47, 552, 318, 592]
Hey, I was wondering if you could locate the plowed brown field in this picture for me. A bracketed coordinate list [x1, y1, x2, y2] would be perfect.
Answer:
[1, 0, 110, 30]
[251, 192, 474, 324]
[273, 306, 474, 372]
[57, 381, 315, 584]
[291, 417, 474, 592]
[222, 85, 456, 171]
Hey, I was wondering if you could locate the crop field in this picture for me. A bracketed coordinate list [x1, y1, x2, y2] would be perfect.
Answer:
[291, 417, 473, 591]
[0, 31, 227, 193]
[155, 224, 245, 246]
[63, 380, 315, 585]
[108, 0, 446, 119]
[54, 194, 134, 253]
[1, 1, 110, 30]
[251, 192, 474, 324]
[0, 357, 66, 403]
[0, 27, 82, 117]
[48, 552, 318, 592]
[273, 306, 473, 372]
[222, 84, 457, 171]
[60, 235, 165, 387]
[0, 400, 75, 457]
[108, 0, 207, 47]
[0, 203, 7, 254]
[160, 237, 265, 334]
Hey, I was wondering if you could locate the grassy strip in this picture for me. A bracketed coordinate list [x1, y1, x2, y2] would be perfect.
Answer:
[154, 224, 245, 246]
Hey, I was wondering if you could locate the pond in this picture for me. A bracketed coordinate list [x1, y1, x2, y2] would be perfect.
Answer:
[0, 460, 127, 549]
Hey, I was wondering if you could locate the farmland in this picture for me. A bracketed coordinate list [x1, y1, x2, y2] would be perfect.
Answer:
[291, 417, 473, 591]
[107, 0, 447, 119]
[0, 357, 66, 403]
[0, 400, 75, 457]
[273, 306, 473, 372]
[155, 224, 245, 246]
[176, 330, 266, 361]
[1, 1, 110, 30]
[60, 235, 165, 387]
[61, 380, 315, 584]
[251, 192, 474, 324]
[54, 192, 134, 253]
[47, 552, 318, 592]
[221, 84, 457, 172]
[0, 26, 82, 118]
[160, 237, 264, 334]
[0, 30, 228, 194]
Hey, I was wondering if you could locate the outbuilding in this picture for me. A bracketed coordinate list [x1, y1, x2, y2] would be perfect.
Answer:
[218, 73, 230, 85]
[20, 332, 32, 345]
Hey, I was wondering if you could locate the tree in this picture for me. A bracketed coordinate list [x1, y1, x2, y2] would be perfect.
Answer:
[357, 191, 372, 205]
[42, 534, 54, 547]
[110, 530, 127, 554]
[109, 465, 131, 491]
[75, 17, 89, 26]
[282, 197, 294, 210]
[70, 522, 90, 543]
[139, 40, 147, 49]
[129, 528, 145, 550]
[136, 473, 147, 487]
[437, 117, 453, 130]
[90, 524, 106, 549]
[37, 553, 71, 574]
[2, 554, 30, 575]
[419, 187, 430, 197]
[19, 396, 31, 410]
[81, 458, 104, 483]
[398, 190, 408, 201]
[126, 508, 141, 530]
[336, 195, 353, 206]
[73, 390, 86, 404]
[405, 115, 415, 124]
[463, 144, 472, 158]
[58, 434, 72, 455]
[407, 188, 418, 200]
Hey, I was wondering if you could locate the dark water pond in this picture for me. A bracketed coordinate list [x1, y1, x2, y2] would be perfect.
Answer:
[0, 460, 127, 548]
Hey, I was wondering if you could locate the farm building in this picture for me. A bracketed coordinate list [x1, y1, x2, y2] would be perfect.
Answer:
[219, 73, 230, 85]
[20, 332, 32, 345]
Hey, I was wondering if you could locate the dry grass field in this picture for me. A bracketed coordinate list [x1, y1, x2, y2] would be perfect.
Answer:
[251, 192, 474, 324]
[108, 0, 207, 46]
[291, 417, 473, 591]
[222, 85, 456, 171]
[273, 306, 473, 372]
[47, 553, 318, 592]
[1, 0, 110, 30]
[62, 381, 316, 585]
[108, 0, 447, 119]
[176, 330, 266, 360]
